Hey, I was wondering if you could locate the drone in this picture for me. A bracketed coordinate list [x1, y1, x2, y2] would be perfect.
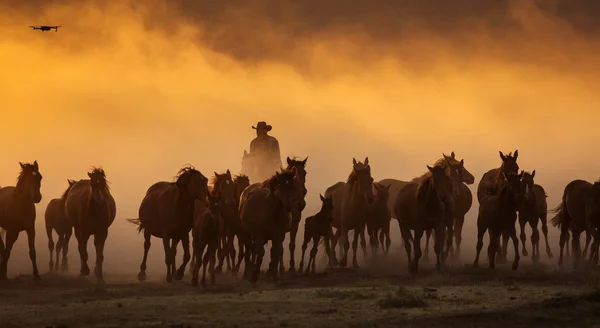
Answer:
[29, 25, 62, 32]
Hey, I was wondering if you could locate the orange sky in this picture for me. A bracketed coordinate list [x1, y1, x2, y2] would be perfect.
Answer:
[1, 0, 599, 275]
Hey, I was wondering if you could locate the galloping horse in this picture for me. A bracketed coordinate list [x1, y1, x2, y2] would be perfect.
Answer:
[299, 194, 335, 273]
[325, 157, 375, 268]
[239, 168, 306, 283]
[45, 179, 76, 273]
[394, 163, 456, 274]
[65, 167, 116, 284]
[129, 165, 209, 282]
[0, 161, 43, 281]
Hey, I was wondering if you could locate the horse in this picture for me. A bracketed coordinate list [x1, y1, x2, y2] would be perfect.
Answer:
[45, 179, 77, 273]
[367, 183, 392, 257]
[0, 161, 43, 281]
[550, 179, 600, 269]
[231, 174, 251, 273]
[394, 163, 456, 274]
[422, 152, 475, 259]
[587, 182, 600, 267]
[65, 167, 116, 284]
[513, 170, 553, 263]
[299, 194, 334, 273]
[128, 165, 209, 282]
[325, 157, 375, 268]
[191, 193, 222, 287]
[239, 168, 306, 283]
[208, 170, 237, 274]
[473, 171, 524, 270]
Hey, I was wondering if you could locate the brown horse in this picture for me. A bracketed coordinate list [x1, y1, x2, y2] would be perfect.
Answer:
[587, 182, 600, 267]
[231, 174, 251, 273]
[423, 152, 475, 259]
[550, 179, 600, 269]
[45, 179, 77, 273]
[0, 161, 43, 281]
[239, 168, 306, 283]
[367, 183, 392, 257]
[65, 167, 116, 284]
[477, 150, 519, 203]
[129, 165, 209, 282]
[208, 170, 237, 274]
[191, 193, 222, 287]
[513, 170, 553, 263]
[473, 171, 524, 270]
[394, 163, 456, 274]
[299, 194, 334, 273]
[325, 157, 375, 268]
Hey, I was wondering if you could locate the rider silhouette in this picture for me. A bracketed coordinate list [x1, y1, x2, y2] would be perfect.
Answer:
[247, 121, 283, 182]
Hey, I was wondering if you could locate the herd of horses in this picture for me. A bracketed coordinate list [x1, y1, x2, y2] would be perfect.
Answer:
[0, 150, 599, 287]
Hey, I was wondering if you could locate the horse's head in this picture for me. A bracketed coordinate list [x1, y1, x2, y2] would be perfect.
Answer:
[17, 161, 42, 203]
[427, 164, 454, 203]
[350, 157, 375, 204]
[286, 156, 308, 197]
[373, 182, 391, 205]
[212, 170, 236, 207]
[319, 194, 334, 224]
[499, 150, 519, 176]
[206, 193, 223, 228]
[233, 174, 251, 201]
[504, 171, 525, 205]
[443, 152, 475, 185]
[87, 167, 108, 204]
[176, 165, 209, 201]
[520, 170, 535, 203]
[270, 167, 306, 212]
[61, 178, 78, 201]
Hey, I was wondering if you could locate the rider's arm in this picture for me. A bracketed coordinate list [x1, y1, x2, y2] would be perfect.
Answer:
[271, 138, 283, 167]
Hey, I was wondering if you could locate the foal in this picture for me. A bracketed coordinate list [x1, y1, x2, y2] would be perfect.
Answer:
[191, 194, 222, 287]
[299, 194, 334, 273]
[473, 171, 523, 270]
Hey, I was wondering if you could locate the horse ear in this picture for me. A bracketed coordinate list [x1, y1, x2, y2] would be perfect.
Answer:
[19, 162, 25, 169]
[451, 151, 456, 159]
[226, 169, 231, 175]
[520, 170, 524, 175]
[460, 159, 464, 166]
[499, 151, 506, 161]
[531, 170, 535, 178]
[214, 171, 219, 178]
[514, 150, 519, 160]
[364, 157, 369, 165]
[87, 172, 92, 178]
[352, 158, 357, 165]
[427, 165, 434, 172]
[287, 157, 292, 166]
[33, 160, 39, 169]
[443, 153, 450, 160]
[320, 194, 325, 201]
[244, 150, 248, 155]
[302, 157, 308, 165]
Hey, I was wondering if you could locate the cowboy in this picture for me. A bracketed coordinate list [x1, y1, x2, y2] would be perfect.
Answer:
[247, 121, 283, 181]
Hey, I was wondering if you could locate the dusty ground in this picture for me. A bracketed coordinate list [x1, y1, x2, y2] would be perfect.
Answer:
[1, 258, 600, 328]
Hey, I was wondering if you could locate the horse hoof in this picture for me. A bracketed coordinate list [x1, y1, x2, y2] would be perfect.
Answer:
[472, 262, 479, 269]
[288, 267, 296, 273]
[174, 270, 184, 281]
[191, 278, 198, 287]
[33, 274, 41, 281]
[512, 263, 519, 271]
[215, 266, 223, 274]
[137, 272, 147, 282]
[81, 267, 90, 276]
[547, 251, 554, 259]
[166, 275, 173, 283]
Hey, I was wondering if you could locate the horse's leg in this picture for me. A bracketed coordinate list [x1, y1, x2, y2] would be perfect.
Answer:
[191, 236, 204, 287]
[351, 229, 360, 268]
[93, 230, 108, 284]
[55, 233, 63, 273]
[309, 236, 320, 274]
[299, 229, 310, 272]
[0, 230, 20, 280]
[411, 229, 424, 275]
[329, 228, 339, 266]
[61, 228, 72, 273]
[77, 231, 91, 276]
[367, 225, 378, 257]
[565, 233, 571, 257]
[582, 232, 592, 258]
[423, 229, 432, 260]
[500, 232, 510, 263]
[558, 225, 569, 268]
[242, 235, 253, 281]
[174, 233, 190, 281]
[0, 231, 5, 273]
[540, 210, 553, 258]
[225, 231, 234, 273]
[234, 235, 245, 274]
[358, 225, 367, 264]
[201, 240, 211, 287]
[378, 228, 385, 257]
[444, 218, 453, 264]
[454, 215, 465, 260]
[531, 220, 540, 263]
[434, 224, 446, 271]
[137, 229, 152, 282]
[510, 226, 520, 270]
[272, 239, 284, 281]
[572, 231, 583, 270]
[215, 233, 226, 274]
[340, 227, 350, 268]
[189, 246, 196, 276]
[473, 217, 485, 268]
[170, 237, 181, 279]
[162, 237, 173, 282]
[288, 211, 301, 273]
[399, 223, 413, 273]
[487, 230, 500, 270]
[251, 237, 266, 284]
[209, 238, 219, 285]
[323, 235, 334, 269]
[46, 226, 55, 272]
[519, 215, 528, 257]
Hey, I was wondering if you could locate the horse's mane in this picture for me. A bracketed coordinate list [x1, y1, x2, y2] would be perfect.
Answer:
[89, 166, 111, 191]
[234, 174, 250, 184]
[347, 164, 370, 185]
[174, 165, 199, 182]
[17, 162, 37, 185]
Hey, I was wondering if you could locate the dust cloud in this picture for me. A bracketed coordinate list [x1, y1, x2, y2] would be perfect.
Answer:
[0, 0, 599, 277]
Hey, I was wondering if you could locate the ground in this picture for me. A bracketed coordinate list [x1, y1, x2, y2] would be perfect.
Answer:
[1, 259, 600, 328]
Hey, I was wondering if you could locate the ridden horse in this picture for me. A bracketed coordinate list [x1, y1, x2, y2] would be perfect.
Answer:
[325, 157, 375, 268]
[231, 174, 251, 273]
[191, 193, 222, 287]
[514, 170, 553, 263]
[394, 163, 456, 274]
[299, 194, 335, 273]
[65, 167, 116, 284]
[0, 161, 43, 281]
[367, 183, 392, 257]
[45, 179, 77, 273]
[239, 168, 306, 283]
[473, 171, 524, 270]
[423, 152, 475, 259]
[129, 165, 209, 282]
[551, 179, 600, 269]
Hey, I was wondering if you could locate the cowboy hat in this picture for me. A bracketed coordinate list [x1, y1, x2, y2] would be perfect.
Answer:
[252, 121, 272, 131]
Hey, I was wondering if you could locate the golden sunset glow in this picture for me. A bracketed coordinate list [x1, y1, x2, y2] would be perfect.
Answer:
[1, 0, 599, 275]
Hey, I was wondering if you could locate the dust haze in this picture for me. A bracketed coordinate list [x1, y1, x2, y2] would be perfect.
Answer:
[1, 0, 599, 277]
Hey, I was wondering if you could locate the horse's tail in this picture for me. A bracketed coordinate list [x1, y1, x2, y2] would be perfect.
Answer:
[126, 218, 145, 234]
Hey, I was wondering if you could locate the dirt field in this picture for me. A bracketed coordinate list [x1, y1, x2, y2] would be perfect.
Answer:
[2, 258, 600, 328]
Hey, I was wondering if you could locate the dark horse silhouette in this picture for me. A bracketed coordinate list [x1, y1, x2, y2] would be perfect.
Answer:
[65, 167, 116, 284]
[0, 161, 43, 280]
[45, 179, 77, 273]
[129, 165, 209, 282]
